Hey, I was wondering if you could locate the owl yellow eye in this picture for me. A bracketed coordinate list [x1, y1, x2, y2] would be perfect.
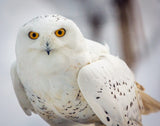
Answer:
[55, 28, 66, 37]
[28, 31, 39, 40]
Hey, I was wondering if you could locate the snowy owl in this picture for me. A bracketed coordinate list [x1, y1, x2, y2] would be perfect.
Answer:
[11, 14, 160, 126]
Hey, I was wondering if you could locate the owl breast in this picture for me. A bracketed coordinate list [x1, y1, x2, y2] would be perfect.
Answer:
[17, 48, 101, 123]
[22, 64, 99, 124]
[25, 82, 98, 123]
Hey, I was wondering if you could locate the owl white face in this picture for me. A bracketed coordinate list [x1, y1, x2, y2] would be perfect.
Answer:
[16, 15, 84, 57]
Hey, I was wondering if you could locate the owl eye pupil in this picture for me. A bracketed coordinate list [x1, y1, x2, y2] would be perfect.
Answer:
[32, 33, 36, 37]
[58, 31, 62, 35]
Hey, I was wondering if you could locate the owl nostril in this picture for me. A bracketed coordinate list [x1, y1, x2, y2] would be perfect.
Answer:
[46, 42, 49, 47]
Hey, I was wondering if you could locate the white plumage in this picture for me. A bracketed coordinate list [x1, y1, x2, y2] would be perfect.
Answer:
[78, 55, 142, 126]
[11, 14, 160, 126]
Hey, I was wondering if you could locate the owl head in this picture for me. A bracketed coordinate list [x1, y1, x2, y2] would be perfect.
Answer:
[16, 14, 85, 57]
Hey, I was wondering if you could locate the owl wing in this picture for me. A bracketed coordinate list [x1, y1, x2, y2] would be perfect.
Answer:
[11, 62, 36, 116]
[78, 55, 142, 126]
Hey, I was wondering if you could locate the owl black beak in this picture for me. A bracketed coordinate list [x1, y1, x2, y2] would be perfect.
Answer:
[45, 48, 51, 55]
[45, 42, 52, 55]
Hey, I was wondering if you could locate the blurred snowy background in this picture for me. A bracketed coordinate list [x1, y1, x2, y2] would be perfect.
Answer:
[0, 0, 160, 126]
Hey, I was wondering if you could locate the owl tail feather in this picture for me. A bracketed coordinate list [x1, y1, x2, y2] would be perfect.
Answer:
[140, 91, 160, 115]
[136, 82, 160, 115]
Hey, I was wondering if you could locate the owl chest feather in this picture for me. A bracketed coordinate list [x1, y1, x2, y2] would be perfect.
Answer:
[17, 53, 98, 123]
[24, 67, 98, 123]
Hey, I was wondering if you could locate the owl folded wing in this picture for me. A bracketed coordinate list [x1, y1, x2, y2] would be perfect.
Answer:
[10, 62, 36, 116]
[78, 55, 142, 126]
